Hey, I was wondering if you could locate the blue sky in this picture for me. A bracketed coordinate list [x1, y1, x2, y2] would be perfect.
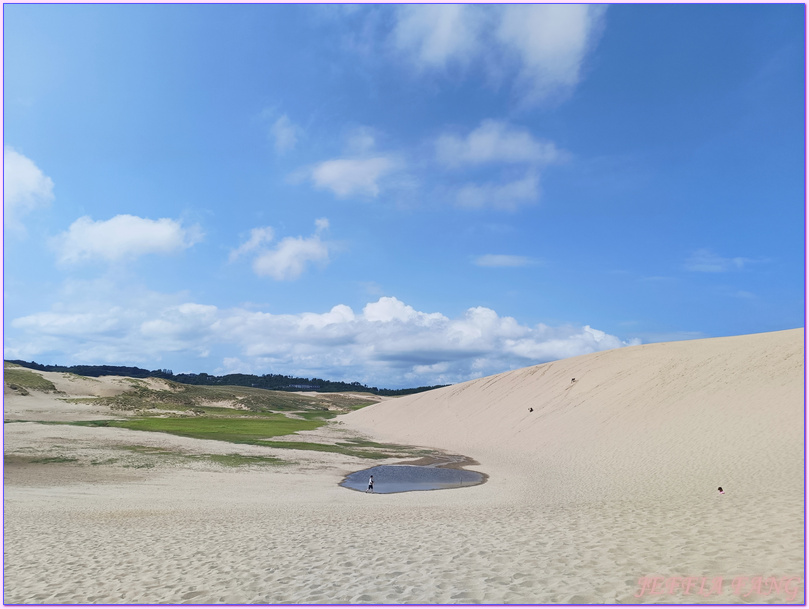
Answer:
[3, 3, 805, 389]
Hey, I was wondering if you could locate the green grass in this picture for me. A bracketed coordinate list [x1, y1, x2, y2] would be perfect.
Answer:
[203, 453, 284, 467]
[4, 366, 415, 464]
[294, 410, 338, 420]
[119, 445, 284, 468]
[146, 403, 290, 418]
[251, 440, 410, 460]
[65, 416, 418, 460]
[4, 365, 57, 393]
[90, 458, 120, 465]
[72, 415, 323, 442]
[4, 454, 79, 465]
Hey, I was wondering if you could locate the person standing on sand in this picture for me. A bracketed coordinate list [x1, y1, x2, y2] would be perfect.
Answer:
[367, 475, 374, 493]
[718, 486, 725, 495]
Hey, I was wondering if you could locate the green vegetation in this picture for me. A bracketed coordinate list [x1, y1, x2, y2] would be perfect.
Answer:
[81, 414, 323, 442]
[4, 364, 57, 394]
[70, 381, 375, 415]
[203, 453, 284, 467]
[294, 410, 338, 421]
[6, 359, 448, 396]
[61, 372, 99, 382]
[119, 445, 284, 468]
[65, 416, 418, 460]
[4, 454, 79, 465]
[5, 443, 285, 470]
[4, 362, 428, 466]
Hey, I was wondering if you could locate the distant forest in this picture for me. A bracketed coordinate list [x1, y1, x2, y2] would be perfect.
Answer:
[5, 360, 447, 397]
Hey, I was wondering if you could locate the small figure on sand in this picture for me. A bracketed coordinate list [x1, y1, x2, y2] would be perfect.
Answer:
[718, 486, 724, 495]
[367, 475, 374, 493]
[571, 378, 577, 383]
[528, 407, 533, 412]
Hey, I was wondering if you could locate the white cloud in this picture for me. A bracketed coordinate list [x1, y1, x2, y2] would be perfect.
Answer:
[5, 291, 639, 388]
[436, 120, 562, 167]
[253, 235, 330, 281]
[233, 219, 332, 281]
[392, 4, 482, 69]
[504, 323, 632, 362]
[684, 249, 750, 272]
[310, 157, 395, 198]
[456, 172, 539, 211]
[229, 226, 275, 262]
[345, 127, 378, 155]
[474, 254, 539, 268]
[140, 303, 219, 357]
[364, 296, 446, 324]
[4, 145, 55, 231]
[4, 279, 202, 365]
[388, 5, 606, 105]
[496, 4, 607, 104]
[54, 214, 203, 264]
[271, 115, 301, 154]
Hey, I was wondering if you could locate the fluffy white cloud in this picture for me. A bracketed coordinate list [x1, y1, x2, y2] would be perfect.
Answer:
[54, 214, 203, 264]
[232, 219, 332, 280]
[310, 157, 396, 198]
[6, 292, 639, 388]
[389, 5, 606, 105]
[271, 115, 301, 154]
[474, 254, 538, 268]
[254, 235, 330, 281]
[684, 249, 749, 272]
[456, 172, 539, 211]
[496, 4, 607, 104]
[364, 296, 446, 325]
[392, 4, 482, 69]
[436, 120, 562, 167]
[4, 145, 55, 231]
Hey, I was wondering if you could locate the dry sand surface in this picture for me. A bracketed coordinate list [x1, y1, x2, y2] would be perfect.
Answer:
[3, 328, 805, 604]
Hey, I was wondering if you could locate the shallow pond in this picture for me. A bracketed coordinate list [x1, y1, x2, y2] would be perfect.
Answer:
[340, 464, 486, 494]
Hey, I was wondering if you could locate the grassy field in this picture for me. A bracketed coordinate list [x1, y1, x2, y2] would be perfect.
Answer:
[67, 417, 419, 460]
[79, 414, 324, 442]
[4, 363, 426, 466]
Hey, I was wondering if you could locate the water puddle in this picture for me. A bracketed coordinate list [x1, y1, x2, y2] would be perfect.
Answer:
[340, 458, 486, 494]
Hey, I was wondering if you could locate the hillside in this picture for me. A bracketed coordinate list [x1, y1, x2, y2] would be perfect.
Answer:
[343, 328, 805, 503]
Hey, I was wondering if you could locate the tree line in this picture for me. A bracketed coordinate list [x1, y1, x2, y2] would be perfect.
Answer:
[5, 360, 447, 397]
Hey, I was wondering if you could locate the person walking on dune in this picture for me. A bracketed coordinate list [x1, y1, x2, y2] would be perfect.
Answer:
[367, 475, 374, 493]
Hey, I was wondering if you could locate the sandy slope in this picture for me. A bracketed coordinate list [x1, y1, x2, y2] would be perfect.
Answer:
[3, 368, 170, 422]
[345, 328, 805, 503]
[3, 329, 805, 604]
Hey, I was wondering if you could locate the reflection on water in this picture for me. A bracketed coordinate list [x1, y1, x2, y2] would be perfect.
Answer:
[340, 464, 485, 494]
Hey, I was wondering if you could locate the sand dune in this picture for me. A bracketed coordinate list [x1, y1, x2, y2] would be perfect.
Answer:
[4, 329, 804, 604]
[345, 328, 805, 502]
